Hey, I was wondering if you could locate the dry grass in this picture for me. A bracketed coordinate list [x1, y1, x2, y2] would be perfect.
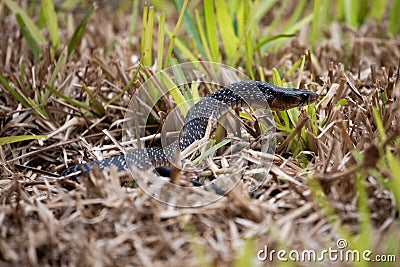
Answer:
[1, 2, 400, 267]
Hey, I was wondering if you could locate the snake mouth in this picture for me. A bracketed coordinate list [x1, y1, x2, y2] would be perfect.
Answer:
[303, 91, 319, 105]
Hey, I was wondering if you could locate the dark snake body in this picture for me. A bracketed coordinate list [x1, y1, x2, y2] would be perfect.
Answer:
[62, 81, 318, 176]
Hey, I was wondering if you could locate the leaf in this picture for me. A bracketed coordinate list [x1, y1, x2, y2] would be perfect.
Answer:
[141, 5, 154, 66]
[192, 139, 231, 166]
[46, 85, 89, 110]
[216, 0, 239, 57]
[388, 152, 400, 216]
[174, 0, 205, 57]
[335, 98, 348, 107]
[388, 0, 400, 34]
[195, 10, 212, 61]
[204, 0, 220, 61]
[47, 48, 67, 96]
[164, 27, 198, 62]
[159, 72, 189, 115]
[3, 0, 46, 45]
[272, 68, 283, 87]
[253, 33, 296, 52]
[156, 12, 166, 72]
[372, 106, 386, 141]
[164, 0, 189, 68]
[244, 32, 254, 79]
[107, 65, 142, 105]
[67, 5, 95, 56]
[233, 239, 254, 267]
[0, 135, 47, 146]
[343, 0, 359, 28]
[0, 74, 30, 108]
[16, 14, 41, 59]
[41, 0, 60, 48]
[81, 83, 105, 116]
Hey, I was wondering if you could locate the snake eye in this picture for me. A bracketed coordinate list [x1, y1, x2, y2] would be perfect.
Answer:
[302, 93, 309, 104]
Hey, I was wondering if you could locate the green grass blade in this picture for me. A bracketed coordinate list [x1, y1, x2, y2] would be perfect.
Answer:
[236, 0, 247, 40]
[233, 239, 254, 267]
[156, 12, 166, 72]
[253, 33, 296, 52]
[0, 75, 30, 108]
[311, 0, 321, 51]
[41, 0, 60, 48]
[270, 13, 313, 52]
[140, 4, 149, 61]
[244, 32, 254, 79]
[287, 0, 307, 26]
[0, 135, 48, 146]
[286, 107, 299, 126]
[287, 56, 303, 77]
[81, 83, 105, 117]
[195, 10, 213, 61]
[204, 0, 220, 61]
[190, 81, 200, 103]
[296, 55, 306, 88]
[46, 85, 89, 110]
[354, 171, 371, 253]
[388, 0, 400, 34]
[387, 152, 400, 215]
[164, 27, 198, 62]
[3, 0, 46, 45]
[372, 106, 386, 141]
[334, 0, 344, 21]
[19, 60, 26, 90]
[343, 0, 359, 28]
[27, 96, 47, 118]
[38, 3, 46, 29]
[252, 0, 277, 22]
[171, 62, 192, 102]
[189, 238, 213, 267]
[272, 68, 283, 87]
[15, 14, 41, 59]
[164, 0, 189, 68]
[129, 0, 140, 46]
[48, 49, 66, 89]
[192, 139, 231, 166]
[141, 5, 154, 66]
[216, 0, 239, 58]
[307, 177, 352, 244]
[174, 0, 205, 57]
[263, 0, 288, 36]
[107, 65, 142, 106]
[159, 71, 189, 115]
[370, 0, 388, 20]
[357, 0, 369, 24]
[258, 66, 265, 82]
[61, 0, 81, 10]
[67, 5, 95, 56]
[307, 103, 318, 136]
[335, 98, 348, 107]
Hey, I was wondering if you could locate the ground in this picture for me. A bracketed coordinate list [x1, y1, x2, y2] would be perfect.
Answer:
[0, 1, 399, 266]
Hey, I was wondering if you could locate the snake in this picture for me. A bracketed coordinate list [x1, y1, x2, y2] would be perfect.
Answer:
[62, 80, 318, 178]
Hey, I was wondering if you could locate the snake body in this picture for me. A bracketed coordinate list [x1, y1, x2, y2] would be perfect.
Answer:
[62, 81, 318, 176]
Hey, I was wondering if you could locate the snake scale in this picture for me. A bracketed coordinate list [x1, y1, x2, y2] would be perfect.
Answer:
[62, 80, 318, 177]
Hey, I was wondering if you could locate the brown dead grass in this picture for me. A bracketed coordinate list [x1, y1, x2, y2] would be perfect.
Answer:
[1, 3, 400, 267]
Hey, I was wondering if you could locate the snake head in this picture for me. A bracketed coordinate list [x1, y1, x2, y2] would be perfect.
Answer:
[271, 89, 319, 110]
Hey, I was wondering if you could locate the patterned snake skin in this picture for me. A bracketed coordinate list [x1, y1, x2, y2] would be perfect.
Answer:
[62, 81, 318, 176]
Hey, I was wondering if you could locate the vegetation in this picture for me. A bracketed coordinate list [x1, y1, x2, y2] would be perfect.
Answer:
[0, 0, 399, 266]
